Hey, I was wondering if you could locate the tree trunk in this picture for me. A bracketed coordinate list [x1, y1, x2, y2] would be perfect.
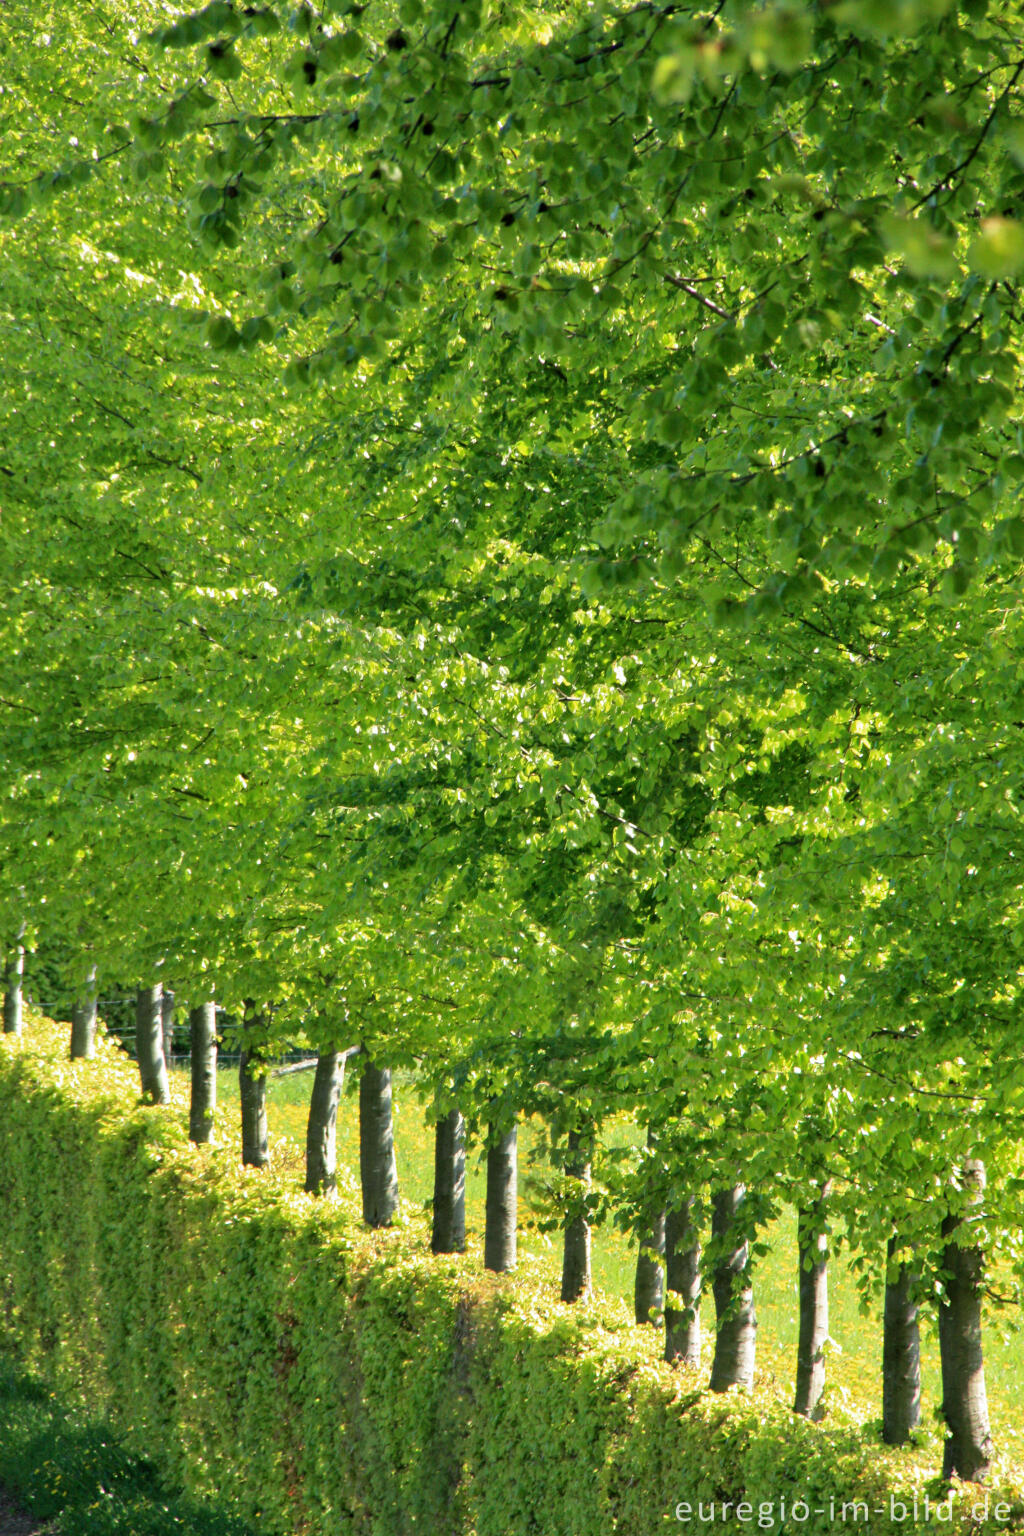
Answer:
[359, 1060, 399, 1227]
[793, 1182, 831, 1421]
[135, 984, 169, 1105]
[635, 1210, 666, 1325]
[664, 1197, 701, 1365]
[560, 1125, 593, 1303]
[484, 1123, 517, 1273]
[70, 967, 98, 1060]
[882, 1235, 921, 1445]
[3, 936, 24, 1035]
[305, 1050, 345, 1195]
[431, 1108, 466, 1254]
[188, 1002, 217, 1144]
[160, 987, 176, 1065]
[938, 1159, 992, 1482]
[709, 1183, 757, 1391]
[239, 1048, 270, 1169]
[634, 1126, 666, 1325]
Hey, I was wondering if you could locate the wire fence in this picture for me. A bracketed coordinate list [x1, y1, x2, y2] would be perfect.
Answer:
[35, 996, 314, 1072]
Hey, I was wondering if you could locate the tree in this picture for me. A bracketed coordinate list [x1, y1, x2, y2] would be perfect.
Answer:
[2, 932, 24, 1036]
[70, 967, 98, 1062]
[2, 0, 1024, 1478]
[188, 1001, 218, 1143]
[136, 984, 170, 1105]
[431, 1108, 467, 1255]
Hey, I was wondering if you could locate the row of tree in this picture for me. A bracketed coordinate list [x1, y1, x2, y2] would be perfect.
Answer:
[0, 961, 998, 1482]
[2, 0, 1023, 1490]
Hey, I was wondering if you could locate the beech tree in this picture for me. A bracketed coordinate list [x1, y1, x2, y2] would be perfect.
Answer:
[2, 0, 1023, 1483]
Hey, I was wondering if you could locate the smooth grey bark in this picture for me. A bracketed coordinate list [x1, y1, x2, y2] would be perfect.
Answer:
[560, 1126, 593, 1303]
[664, 1198, 701, 1365]
[709, 1184, 757, 1392]
[359, 1060, 399, 1227]
[239, 1048, 270, 1169]
[160, 988, 176, 1065]
[793, 1183, 831, 1421]
[70, 967, 98, 1060]
[305, 1051, 346, 1195]
[431, 1108, 467, 1254]
[272, 1058, 320, 1077]
[3, 938, 24, 1035]
[882, 1235, 922, 1445]
[635, 1210, 666, 1325]
[484, 1123, 518, 1273]
[634, 1126, 666, 1325]
[938, 1160, 992, 1482]
[188, 1003, 218, 1144]
[135, 984, 169, 1105]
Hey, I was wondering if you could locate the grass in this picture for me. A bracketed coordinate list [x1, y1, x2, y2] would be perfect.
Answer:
[191, 1062, 1024, 1482]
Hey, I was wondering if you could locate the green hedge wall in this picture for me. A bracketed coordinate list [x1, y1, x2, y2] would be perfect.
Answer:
[1, 1018, 1018, 1535]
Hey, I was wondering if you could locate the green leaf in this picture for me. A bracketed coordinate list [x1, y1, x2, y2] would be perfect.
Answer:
[879, 213, 957, 279]
[967, 217, 1024, 279]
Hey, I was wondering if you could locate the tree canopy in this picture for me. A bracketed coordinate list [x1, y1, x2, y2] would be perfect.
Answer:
[1, 0, 1023, 1334]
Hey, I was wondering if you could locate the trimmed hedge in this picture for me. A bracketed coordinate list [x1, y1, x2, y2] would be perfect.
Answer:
[1, 1018, 1021, 1535]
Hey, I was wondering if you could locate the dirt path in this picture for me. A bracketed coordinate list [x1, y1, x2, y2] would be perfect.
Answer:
[0, 1486, 41, 1536]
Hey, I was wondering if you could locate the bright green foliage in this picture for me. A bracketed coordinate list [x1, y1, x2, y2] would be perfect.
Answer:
[11, 0, 1024, 598]
[8, 1018, 1022, 1535]
[2, 0, 1024, 1485]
